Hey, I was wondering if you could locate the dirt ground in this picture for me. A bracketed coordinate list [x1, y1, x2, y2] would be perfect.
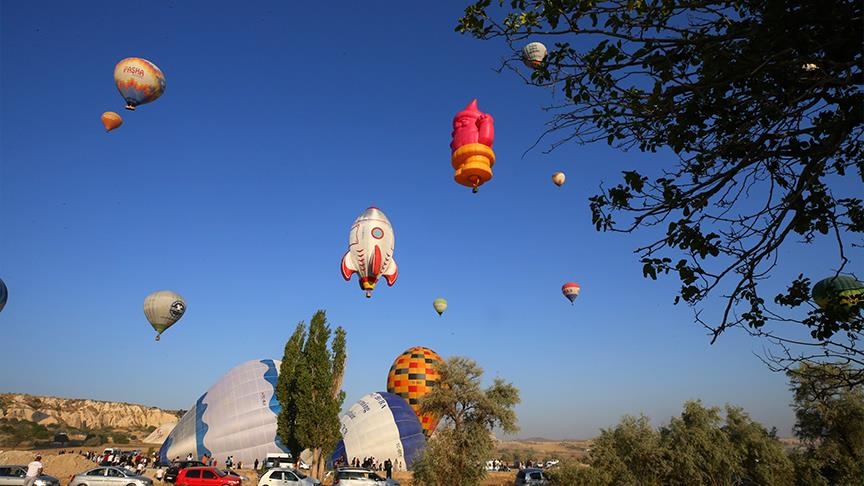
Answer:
[1, 438, 590, 486]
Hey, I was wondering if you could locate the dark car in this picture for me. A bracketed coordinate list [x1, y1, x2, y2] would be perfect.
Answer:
[514, 468, 548, 486]
[164, 462, 206, 483]
[175, 468, 241, 486]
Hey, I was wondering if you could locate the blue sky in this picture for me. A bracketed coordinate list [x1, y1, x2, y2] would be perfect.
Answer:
[0, 1, 841, 439]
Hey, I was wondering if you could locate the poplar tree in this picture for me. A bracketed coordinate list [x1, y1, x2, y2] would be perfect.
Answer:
[275, 310, 347, 480]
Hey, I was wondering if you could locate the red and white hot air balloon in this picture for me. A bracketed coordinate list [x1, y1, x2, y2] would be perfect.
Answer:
[562, 282, 581, 304]
[341, 207, 398, 298]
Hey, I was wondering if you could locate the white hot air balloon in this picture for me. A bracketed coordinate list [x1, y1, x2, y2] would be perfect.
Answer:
[331, 392, 426, 469]
[143, 290, 186, 341]
[521, 42, 548, 68]
[159, 359, 292, 466]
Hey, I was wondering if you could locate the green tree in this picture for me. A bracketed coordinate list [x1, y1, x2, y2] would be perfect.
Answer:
[411, 356, 519, 486]
[456, 1, 863, 382]
[722, 405, 795, 485]
[588, 414, 667, 485]
[788, 362, 864, 485]
[275, 310, 347, 480]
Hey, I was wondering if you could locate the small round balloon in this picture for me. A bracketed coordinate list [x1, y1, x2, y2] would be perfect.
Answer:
[0, 278, 7, 313]
[562, 282, 581, 304]
[521, 42, 547, 68]
[433, 298, 448, 316]
[101, 111, 123, 132]
[812, 275, 864, 309]
[552, 172, 566, 187]
[143, 290, 186, 341]
[114, 57, 166, 111]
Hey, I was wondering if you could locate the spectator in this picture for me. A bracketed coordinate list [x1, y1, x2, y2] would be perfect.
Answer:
[23, 455, 43, 486]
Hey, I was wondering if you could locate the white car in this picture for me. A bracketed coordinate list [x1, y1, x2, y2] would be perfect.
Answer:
[256, 468, 319, 486]
[332, 468, 398, 486]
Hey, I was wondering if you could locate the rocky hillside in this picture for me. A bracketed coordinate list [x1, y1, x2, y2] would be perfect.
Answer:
[0, 393, 182, 430]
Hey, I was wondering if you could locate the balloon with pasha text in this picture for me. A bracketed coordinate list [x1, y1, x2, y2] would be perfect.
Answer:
[114, 57, 166, 110]
[521, 42, 547, 67]
[341, 207, 398, 298]
[159, 359, 292, 466]
[812, 275, 864, 310]
[330, 392, 426, 469]
[562, 282, 581, 304]
[450, 99, 495, 193]
[387, 346, 443, 437]
[101, 112, 123, 132]
[552, 172, 566, 187]
[143, 290, 186, 341]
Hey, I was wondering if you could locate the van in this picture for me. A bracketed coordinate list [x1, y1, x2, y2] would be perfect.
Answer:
[262, 453, 294, 470]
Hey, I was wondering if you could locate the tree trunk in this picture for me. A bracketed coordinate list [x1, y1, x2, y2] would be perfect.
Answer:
[311, 447, 323, 480]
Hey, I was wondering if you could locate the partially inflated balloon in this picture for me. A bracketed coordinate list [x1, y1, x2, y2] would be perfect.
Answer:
[143, 290, 186, 341]
[387, 346, 443, 437]
[562, 282, 581, 304]
[432, 298, 448, 316]
[0, 278, 7, 313]
[552, 172, 566, 187]
[521, 42, 547, 68]
[159, 359, 292, 466]
[812, 275, 864, 309]
[101, 111, 123, 132]
[114, 57, 166, 110]
[331, 392, 425, 469]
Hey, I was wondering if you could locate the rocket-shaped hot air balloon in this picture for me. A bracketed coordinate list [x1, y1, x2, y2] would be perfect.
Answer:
[450, 99, 495, 193]
[341, 207, 398, 298]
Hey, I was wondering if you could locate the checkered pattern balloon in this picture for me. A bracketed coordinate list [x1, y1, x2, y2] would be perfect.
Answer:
[386, 346, 443, 437]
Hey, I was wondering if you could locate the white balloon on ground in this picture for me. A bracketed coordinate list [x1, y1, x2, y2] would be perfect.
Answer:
[159, 359, 291, 465]
[331, 392, 426, 469]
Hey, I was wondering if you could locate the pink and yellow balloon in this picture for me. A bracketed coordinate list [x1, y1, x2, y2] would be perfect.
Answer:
[114, 57, 166, 111]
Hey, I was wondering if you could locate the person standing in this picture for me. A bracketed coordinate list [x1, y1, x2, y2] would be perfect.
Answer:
[253, 458, 259, 472]
[384, 459, 392, 479]
[23, 455, 43, 486]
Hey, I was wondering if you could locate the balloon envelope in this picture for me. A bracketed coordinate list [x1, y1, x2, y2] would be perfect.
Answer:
[552, 172, 566, 187]
[812, 275, 864, 309]
[331, 392, 425, 469]
[159, 359, 291, 465]
[101, 111, 123, 132]
[143, 290, 186, 339]
[562, 282, 581, 303]
[386, 346, 443, 437]
[432, 298, 448, 316]
[521, 42, 547, 67]
[341, 207, 398, 298]
[114, 57, 166, 110]
[0, 278, 7, 313]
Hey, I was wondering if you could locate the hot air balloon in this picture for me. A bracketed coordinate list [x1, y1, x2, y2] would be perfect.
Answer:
[450, 100, 495, 193]
[341, 207, 398, 298]
[387, 346, 443, 437]
[114, 57, 166, 110]
[159, 359, 292, 466]
[433, 298, 448, 316]
[143, 290, 186, 341]
[101, 111, 123, 132]
[330, 392, 426, 469]
[552, 172, 566, 187]
[0, 278, 7, 313]
[812, 275, 864, 309]
[562, 282, 581, 304]
[521, 42, 547, 68]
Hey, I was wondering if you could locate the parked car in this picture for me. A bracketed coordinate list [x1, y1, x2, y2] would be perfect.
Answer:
[514, 468, 548, 486]
[332, 468, 399, 486]
[164, 461, 206, 483]
[175, 467, 242, 486]
[0, 465, 61, 486]
[69, 466, 152, 486]
[256, 468, 319, 486]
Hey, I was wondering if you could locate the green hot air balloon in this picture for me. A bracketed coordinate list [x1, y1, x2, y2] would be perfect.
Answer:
[812, 275, 864, 309]
[433, 298, 448, 316]
[143, 290, 186, 341]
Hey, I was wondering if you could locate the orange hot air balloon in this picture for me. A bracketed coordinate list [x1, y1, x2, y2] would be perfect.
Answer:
[101, 112, 123, 132]
[450, 100, 495, 193]
[387, 346, 444, 437]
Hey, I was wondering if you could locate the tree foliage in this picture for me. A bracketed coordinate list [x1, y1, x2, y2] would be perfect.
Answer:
[411, 356, 520, 486]
[275, 310, 347, 480]
[456, 1, 863, 382]
[787, 362, 864, 484]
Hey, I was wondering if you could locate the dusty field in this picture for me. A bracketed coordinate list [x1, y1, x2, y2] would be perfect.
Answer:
[1, 438, 591, 486]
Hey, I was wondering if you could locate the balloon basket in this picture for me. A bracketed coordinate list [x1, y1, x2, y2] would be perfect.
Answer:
[155, 335, 161, 341]
[125, 105, 136, 111]
[365, 291, 372, 298]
